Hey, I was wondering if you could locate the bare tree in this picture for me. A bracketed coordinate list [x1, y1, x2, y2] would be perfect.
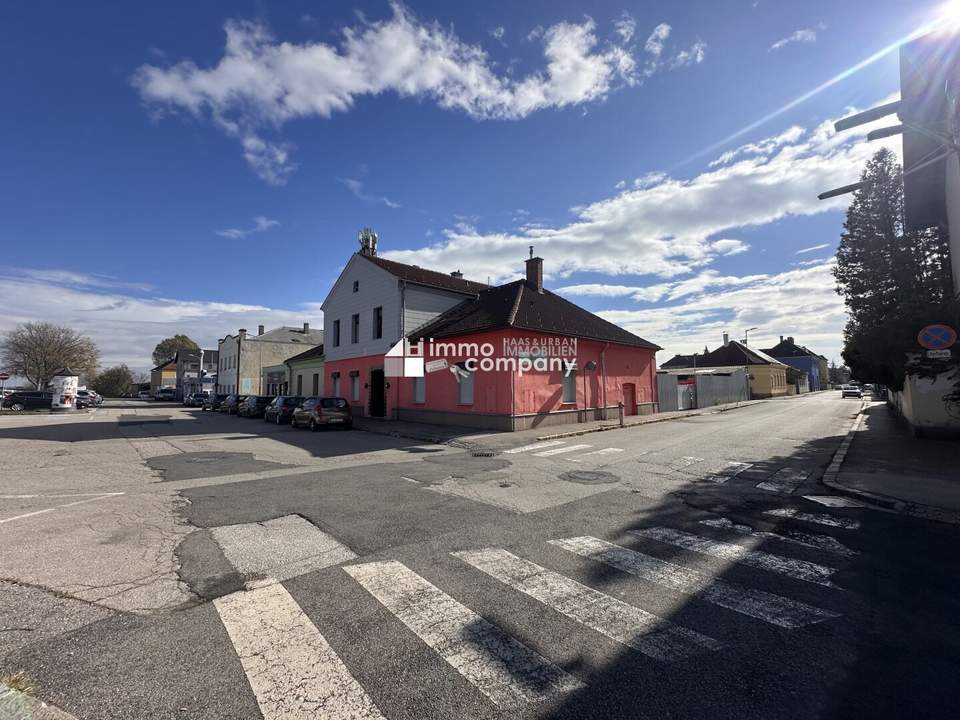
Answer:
[0, 322, 99, 389]
[90, 364, 134, 397]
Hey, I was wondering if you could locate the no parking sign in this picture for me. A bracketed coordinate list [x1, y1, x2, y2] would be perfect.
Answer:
[917, 324, 957, 351]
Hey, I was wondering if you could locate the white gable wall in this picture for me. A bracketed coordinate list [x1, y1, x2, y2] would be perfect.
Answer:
[322, 255, 401, 362]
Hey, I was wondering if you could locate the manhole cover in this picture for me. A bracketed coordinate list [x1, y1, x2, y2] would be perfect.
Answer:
[471, 449, 496, 457]
[559, 470, 619, 485]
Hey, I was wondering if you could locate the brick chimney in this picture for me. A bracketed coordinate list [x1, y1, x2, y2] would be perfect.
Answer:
[238, 328, 247, 339]
[780, 335, 784, 343]
[451, 270, 463, 279]
[258, 324, 265, 336]
[722, 332, 730, 346]
[787, 336, 795, 344]
[525, 246, 543, 293]
[303, 322, 310, 333]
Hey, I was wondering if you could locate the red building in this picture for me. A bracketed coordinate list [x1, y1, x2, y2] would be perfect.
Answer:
[321, 231, 660, 431]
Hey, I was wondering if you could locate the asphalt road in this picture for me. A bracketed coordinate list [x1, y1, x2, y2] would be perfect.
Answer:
[1, 393, 958, 719]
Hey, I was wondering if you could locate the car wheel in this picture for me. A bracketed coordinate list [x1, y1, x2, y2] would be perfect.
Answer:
[10, 402, 24, 412]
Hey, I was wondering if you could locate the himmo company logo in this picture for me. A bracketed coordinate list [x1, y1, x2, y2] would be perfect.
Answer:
[384, 339, 424, 378]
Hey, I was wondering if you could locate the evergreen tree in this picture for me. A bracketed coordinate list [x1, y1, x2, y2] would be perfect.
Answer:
[152, 335, 199, 366]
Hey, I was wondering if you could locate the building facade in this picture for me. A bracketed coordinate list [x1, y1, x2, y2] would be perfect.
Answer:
[285, 345, 325, 397]
[217, 324, 323, 395]
[320, 231, 660, 430]
[149, 358, 176, 394]
[666, 336, 789, 399]
[761, 336, 829, 392]
[175, 349, 218, 399]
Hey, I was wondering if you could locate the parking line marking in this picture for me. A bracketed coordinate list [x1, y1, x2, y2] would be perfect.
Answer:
[551, 536, 839, 628]
[504, 441, 567, 454]
[454, 548, 719, 661]
[700, 518, 857, 557]
[764, 508, 860, 530]
[534, 444, 592, 457]
[567, 448, 624, 462]
[630, 527, 838, 586]
[344, 560, 583, 707]
[757, 468, 809, 494]
[215, 582, 385, 719]
[0, 493, 125, 525]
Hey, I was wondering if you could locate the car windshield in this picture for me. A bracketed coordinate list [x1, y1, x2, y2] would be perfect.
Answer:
[320, 398, 347, 409]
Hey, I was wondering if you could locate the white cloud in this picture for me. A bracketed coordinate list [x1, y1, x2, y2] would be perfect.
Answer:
[379, 104, 900, 285]
[669, 40, 707, 69]
[491, 26, 505, 41]
[337, 177, 401, 208]
[4, 268, 155, 292]
[133, 4, 661, 183]
[641, 23, 706, 77]
[708, 126, 805, 167]
[614, 179, 627, 189]
[0, 271, 323, 372]
[216, 215, 280, 239]
[614, 12, 636, 43]
[795, 242, 830, 254]
[770, 24, 826, 51]
[644, 23, 671, 58]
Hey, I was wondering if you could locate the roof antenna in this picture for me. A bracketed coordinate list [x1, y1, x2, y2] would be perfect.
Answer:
[529, 245, 534, 259]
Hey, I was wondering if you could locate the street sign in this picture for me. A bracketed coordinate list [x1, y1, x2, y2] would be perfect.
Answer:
[0, 372, 9, 381]
[926, 349, 952, 359]
[917, 324, 957, 350]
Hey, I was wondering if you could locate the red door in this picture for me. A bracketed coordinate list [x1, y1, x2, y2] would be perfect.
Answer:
[622, 383, 637, 416]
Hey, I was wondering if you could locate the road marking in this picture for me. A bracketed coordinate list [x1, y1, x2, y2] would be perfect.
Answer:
[215, 582, 385, 719]
[400, 476, 420, 484]
[630, 527, 838, 587]
[676, 456, 704, 467]
[504, 440, 567, 454]
[453, 548, 720, 661]
[567, 448, 624, 462]
[533, 444, 593, 457]
[757, 468, 809, 494]
[705, 461, 753, 483]
[802, 495, 869, 508]
[344, 560, 583, 707]
[551, 536, 839, 628]
[765, 508, 860, 530]
[700, 518, 857, 557]
[0, 493, 125, 525]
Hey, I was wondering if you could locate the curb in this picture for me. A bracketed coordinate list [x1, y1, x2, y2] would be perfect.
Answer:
[0, 684, 78, 720]
[821, 402, 960, 525]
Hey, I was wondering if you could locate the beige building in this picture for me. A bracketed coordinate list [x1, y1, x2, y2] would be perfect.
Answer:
[663, 336, 789, 400]
[285, 345, 325, 398]
[217, 323, 323, 395]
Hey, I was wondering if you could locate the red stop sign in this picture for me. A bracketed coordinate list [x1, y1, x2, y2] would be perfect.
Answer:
[0, 372, 10, 381]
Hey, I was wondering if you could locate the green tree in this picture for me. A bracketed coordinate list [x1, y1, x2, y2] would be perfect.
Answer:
[0, 322, 99, 389]
[90, 364, 134, 397]
[152, 335, 199, 366]
[833, 148, 955, 389]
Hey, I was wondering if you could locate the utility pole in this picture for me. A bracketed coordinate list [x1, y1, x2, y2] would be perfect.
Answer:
[744, 327, 758, 346]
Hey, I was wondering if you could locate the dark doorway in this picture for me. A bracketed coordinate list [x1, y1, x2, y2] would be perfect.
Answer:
[369, 368, 386, 417]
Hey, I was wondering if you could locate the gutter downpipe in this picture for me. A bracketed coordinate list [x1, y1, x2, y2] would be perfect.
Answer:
[398, 280, 406, 421]
[601, 342, 609, 421]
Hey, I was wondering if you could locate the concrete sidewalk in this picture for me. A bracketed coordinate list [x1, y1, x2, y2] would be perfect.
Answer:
[826, 401, 960, 522]
[353, 397, 783, 451]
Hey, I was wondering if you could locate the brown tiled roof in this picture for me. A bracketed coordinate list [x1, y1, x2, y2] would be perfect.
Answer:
[660, 354, 698, 369]
[409, 280, 660, 350]
[696, 341, 785, 367]
[285, 344, 325, 365]
[361, 254, 487, 294]
[761, 339, 827, 360]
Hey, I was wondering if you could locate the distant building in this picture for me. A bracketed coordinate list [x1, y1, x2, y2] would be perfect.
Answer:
[149, 358, 176, 394]
[175, 349, 218, 399]
[660, 354, 698, 369]
[217, 324, 323, 396]
[285, 344, 325, 398]
[666, 335, 789, 399]
[760, 337, 829, 391]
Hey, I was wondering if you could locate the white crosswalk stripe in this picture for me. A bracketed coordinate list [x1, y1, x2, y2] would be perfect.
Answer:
[215, 582, 385, 720]
[765, 508, 860, 530]
[567, 447, 624, 462]
[533, 443, 593, 457]
[453, 548, 720, 661]
[700, 518, 857, 557]
[704, 461, 753, 484]
[344, 560, 584, 708]
[503, 440, 567, 454]
[756, 468, 809, 494]
[551, 536, 840, 628]
[630, 527, 838, 586]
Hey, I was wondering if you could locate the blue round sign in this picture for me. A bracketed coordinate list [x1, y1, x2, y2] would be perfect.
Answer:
[917, 324, 957, 350]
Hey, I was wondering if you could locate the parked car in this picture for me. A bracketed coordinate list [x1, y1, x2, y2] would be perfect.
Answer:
[154, 388, 176, 401]
[291, 396, 353, 430]
[202, 393, 228, 411]
[76, 389, 102, 408]
[183, 392, 207, 407]
[137, 390, 152, 400]
[238, 395, 273, 418]
[263, 395, 303, 424]
[2, 391, 53, 411]
[220, 394, 245, 414]
[841, 385, 863, 399]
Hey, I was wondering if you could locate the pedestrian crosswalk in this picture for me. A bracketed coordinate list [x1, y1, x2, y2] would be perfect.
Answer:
[212, 502, 863, 717]
[502, 438, 625, 463]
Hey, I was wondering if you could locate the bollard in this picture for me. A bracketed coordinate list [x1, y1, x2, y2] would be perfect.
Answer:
[618, 401, 624, 427]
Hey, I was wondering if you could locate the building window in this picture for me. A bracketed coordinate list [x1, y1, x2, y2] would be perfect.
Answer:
[297, 375, 303, 396]
[312, 373, 319, 396]
[351, 314, 360, 344]
[353, 280, 359, 293]
[373, 306, 383, 339]
[351, 374, 360, 401]
[456, 363, 474, 405]
[332, 372, 341, 397]
[562, 369, 577, 403]
[413, 376, 425, 404]
[333, 320, 340, 347]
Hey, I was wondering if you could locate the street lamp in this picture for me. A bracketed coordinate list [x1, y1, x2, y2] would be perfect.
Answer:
[743, 327, 758, 345]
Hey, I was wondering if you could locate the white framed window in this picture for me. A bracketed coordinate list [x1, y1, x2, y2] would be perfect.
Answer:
[332, 374, 341, 397]
[351, 374, 360, 401]
[413, 376, 425, 404]
[562, 369, 577, 403]
[456, 363, 474, 405]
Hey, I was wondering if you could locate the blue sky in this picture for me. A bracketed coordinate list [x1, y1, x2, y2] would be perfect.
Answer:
[0, 0, 950, 370]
